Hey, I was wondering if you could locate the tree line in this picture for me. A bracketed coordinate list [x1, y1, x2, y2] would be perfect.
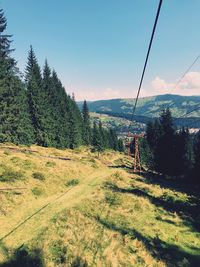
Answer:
[140, 108, 200, 182]
[0, 8, 124, 152]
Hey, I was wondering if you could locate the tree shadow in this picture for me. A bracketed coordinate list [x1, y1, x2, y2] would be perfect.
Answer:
[106, 182, 200, 232]
[0, 246, 44, 267]
[108, 164, 133, 170]
[90, 213, 200, 267]
[141, 172, 200, 199]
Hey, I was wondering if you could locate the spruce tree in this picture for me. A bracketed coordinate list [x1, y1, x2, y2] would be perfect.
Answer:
[25, 46, 52, 146]
[193, 131, 200, 182]
[50, 70, 69, 148]
[175, 127, 192, 175]
[42, 60, 58, 146]
[82, 100, 91, 145]
[157, 108, 176, 175]
[69, 97, 83, 148]
[108, 129, 119, 151]
[0, 9, 34, 145]
[117, 138, 124, 152]
[92, 121, 102, 152]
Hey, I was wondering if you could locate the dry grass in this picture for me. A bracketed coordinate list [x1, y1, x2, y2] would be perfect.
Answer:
[0, 144, 199, 266]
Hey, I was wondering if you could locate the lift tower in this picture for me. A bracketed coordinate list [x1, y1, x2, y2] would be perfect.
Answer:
[125, 133, 143, 173]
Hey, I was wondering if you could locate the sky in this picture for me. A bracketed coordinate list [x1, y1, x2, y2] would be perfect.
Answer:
[1, 0, 200, 100]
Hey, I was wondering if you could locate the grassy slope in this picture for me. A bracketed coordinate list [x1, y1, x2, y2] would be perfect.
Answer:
[0, 145, 199, 267]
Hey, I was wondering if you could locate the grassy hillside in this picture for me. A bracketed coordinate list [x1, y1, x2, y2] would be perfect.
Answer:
[0, 145, 200, 266]
[78, 94, 200, 118]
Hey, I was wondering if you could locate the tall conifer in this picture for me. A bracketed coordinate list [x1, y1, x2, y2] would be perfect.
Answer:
[0, 9, 34, 145]
[82, 100, 91, 145]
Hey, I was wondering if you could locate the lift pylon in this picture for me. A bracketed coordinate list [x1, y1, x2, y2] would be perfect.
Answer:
[125, 133, 144, 173]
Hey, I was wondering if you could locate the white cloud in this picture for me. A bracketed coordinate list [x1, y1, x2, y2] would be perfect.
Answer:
[102, 88, 120, 99]
[179, 71, 200, 89]
[69, 87, 121, 101]
[66, 71, 200, 101]
[148, 72, 200, 96]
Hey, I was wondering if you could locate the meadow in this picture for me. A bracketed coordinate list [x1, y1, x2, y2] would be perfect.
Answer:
[0, 144, 199, 267]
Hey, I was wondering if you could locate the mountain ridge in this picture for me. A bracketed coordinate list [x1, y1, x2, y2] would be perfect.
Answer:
[78, 94, 200, 118]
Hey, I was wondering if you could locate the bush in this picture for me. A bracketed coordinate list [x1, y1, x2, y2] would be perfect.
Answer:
[31, 187, 43, 196]
[10, 157, 20, 163]
[0, 169, 24, 182]
[45, 161, 56, 167]
[3, 150, 11, 155]
[105, 192, 122, 207]
[112, 171, 123, 180]
[65, 179, 79, 187]
[71, 256, 88, 267]
[49, 240, 67, 265]
[32, 172, 45, 181]
[22, 160, 33, 169]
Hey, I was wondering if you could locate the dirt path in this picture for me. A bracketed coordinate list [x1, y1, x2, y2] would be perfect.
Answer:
[0, 169, 113, 251]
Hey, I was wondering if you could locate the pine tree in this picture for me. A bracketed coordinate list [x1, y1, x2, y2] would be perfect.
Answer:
[145, 119, 161, 170]
[0, 9, 34, 145]
[42, 60, 58, 146]
[117, 138, 124, 152]
[25, 46, 52, 146]
[69, 97, 83, 149]
[175, 127, 192, 175]
[157, 108, 176, 175]
[82, 100, 91, 145]
[50, 70, 69, 148]
[193, 131, 200, 182]
[108, 129, 119, 151]
[92, 121, 102, 152]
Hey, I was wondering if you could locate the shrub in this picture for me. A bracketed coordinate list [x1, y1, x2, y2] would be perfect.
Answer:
[71, 256, 88, 267]
[45, 161, 56, 167]
[3, 150, 11, 155]
[10, 157, 20, 164]
[105, 192, 122, 207]
[22, 159, 33, 169]
[112, 171, 123, 180]
[49, 240, 67, 265]
[0, 169, 24, 182]
[91, 163, 98, 169]
[31, 187, 43, 196]
[32, 172, 45, 181]
[65, 179, 79, 187]
[133, 201, 143, 212]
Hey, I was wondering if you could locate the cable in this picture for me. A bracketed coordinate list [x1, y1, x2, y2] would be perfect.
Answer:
[156, 55, 199, 113]
[0, 187, 74, 242]
[128, 0, 163, 130]
[176, 105, 200, 119]
[169, 55, 200, 97]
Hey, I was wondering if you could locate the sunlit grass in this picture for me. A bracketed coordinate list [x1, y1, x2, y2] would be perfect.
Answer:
[0, 144, 199, 266]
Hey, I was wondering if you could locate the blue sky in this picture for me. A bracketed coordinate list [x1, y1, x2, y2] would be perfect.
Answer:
[1, 0, 200, 100]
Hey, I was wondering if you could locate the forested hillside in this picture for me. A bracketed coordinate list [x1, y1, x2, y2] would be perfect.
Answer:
[79, 94, 200, 118]
[78, 94, 200, 128]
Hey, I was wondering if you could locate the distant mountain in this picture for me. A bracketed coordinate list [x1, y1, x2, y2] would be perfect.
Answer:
[78, 94, 200, 118]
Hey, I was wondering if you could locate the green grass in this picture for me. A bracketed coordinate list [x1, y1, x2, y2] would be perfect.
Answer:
[49, 240, 67, 265]
[65, 179, 79, 187]
[0, 169, 24, 182]
[0, 144, 200, 267]
[32, 172, 45, 181]
[31, 187, 43, 197]
[45, 161, 56, 167]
